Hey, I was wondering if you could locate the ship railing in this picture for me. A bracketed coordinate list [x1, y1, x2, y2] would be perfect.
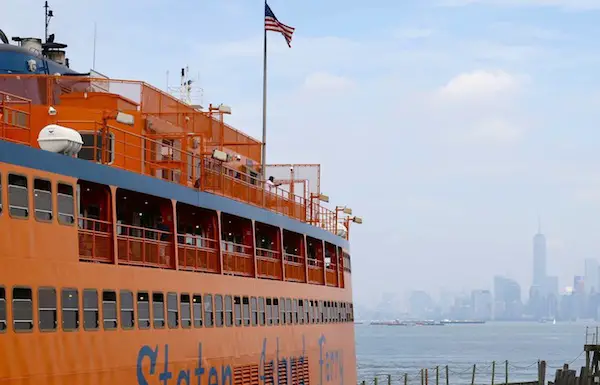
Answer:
[221, 241, 254, 277]
[256, 247, 282, 280]
[77, 217, 113, 263]
[0, 90, 31, 146]
[116, 223, 173, 268]
[283, 252, 306, 283]
[307, 257, 325, 285]
[177, 234, 220, 273]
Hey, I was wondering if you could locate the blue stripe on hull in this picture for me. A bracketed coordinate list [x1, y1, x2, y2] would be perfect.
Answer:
[0, 140, 349, 248]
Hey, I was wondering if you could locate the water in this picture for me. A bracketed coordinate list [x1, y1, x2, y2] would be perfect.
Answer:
[355, 322, 596, 384]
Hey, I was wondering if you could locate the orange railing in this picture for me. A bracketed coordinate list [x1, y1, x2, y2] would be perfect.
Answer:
[78, 217, 113, 263]
[255, 248, 282, 280]
[221, 241, 254, 277]
[284, 253, 306, 283]
[0, 90, 31, 146]
[307, 258, 325, 285]
[0, 75, 342, 237]
[116, 224, 173, 268]
[177, 234, 220, 273]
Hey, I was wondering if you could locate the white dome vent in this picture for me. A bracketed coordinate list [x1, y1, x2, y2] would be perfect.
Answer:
[37, 124, 83, 156]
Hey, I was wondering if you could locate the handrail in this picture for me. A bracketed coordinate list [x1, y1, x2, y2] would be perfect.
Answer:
[0, 75, 343, 238]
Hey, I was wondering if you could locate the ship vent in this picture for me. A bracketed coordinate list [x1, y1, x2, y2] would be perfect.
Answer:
[278, 357, 310, 385]
[234, 364, 259, 385]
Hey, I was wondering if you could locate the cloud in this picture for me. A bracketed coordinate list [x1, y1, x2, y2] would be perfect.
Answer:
[302, 72, 355, 92]
[436, 70, 523, 102]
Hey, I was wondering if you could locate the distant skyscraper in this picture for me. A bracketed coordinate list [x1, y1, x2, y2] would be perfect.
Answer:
[533, 219, 547, 287]
[494, 276, 522, 320]
[585, 259, 599, 293]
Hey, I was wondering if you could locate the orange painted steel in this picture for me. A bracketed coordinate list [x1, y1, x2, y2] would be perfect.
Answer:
[0, 91, 31, 146]
[284, 253, 307, 283]
[255, 248, 283, 280]
[78, 217, 113, 263]
[222, 242, 255, 277]
[177, 234, 221, 274]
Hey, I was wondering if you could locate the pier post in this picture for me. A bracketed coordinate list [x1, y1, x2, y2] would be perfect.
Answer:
[436, 366, 439, 385]
[492, 361, 495, 385]
[405, 373, 408, 385]
[445, 366, 449, 385]
[538, 360, 546, 385]
[426, 368, 429, 385]
[505, 360, 509, 385]
[388, 374, 391, 385]
[471, 364, 476, 385]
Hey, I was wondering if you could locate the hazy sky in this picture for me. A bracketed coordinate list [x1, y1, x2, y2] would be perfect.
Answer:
[6, 0, 600, 305]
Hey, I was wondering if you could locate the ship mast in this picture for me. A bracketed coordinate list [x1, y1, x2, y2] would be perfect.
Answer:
[44, 1, 53, 43]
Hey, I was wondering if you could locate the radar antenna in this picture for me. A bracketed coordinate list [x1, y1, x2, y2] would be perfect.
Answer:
[167, 66, 204, 110]
[44, 1, 53, 43]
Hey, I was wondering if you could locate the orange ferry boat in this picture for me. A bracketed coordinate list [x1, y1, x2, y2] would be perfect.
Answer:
[0, 5, 360, 385]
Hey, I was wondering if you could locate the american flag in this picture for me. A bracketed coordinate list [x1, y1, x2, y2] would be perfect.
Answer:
[264, 3, 295, 47]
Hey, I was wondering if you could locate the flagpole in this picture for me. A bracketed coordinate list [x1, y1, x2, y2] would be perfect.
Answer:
[261, 0, 268, 179]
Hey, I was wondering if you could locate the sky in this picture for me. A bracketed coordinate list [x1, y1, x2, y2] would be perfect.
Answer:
[5, 0, 600, 307]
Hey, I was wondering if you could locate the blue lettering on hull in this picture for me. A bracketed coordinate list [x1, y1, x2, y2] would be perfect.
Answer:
[137, 335, 344, 385]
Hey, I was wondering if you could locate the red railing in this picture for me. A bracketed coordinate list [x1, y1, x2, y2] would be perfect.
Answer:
[177, 234, 220, 273]
[78, 217, 113, 263]
[307, 258, 325, 285]
[222, 241, 254, 277]
[284, 253, 306, 283]
[255, 248, 282, 280]
[0, 90, 31, 146]
[116, 224, 173, 268]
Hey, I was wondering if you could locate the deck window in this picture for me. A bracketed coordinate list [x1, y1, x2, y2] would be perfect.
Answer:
[251, 297, 258, 326]
[243, 297, 250, 326]
[203, 294, 213, 327]
[0, 287, 5, 331]
[305, 299, 311, 324]
[38, 287, 57, 331]
[258, 297, 265, 326]
[137, 292, 150, 329]
[61, 289, 79, 331]
[224, 295, 233, 327]
[193, 294, 203, 327]
[34, 179, 52, 221]
[180, 294, 191, 328]
[272, 298, 279, 325]
[79, 132, 115, 163]
[214, 295, 223, 327]
[266, 298, 272, 326]
[57, 183, 75, 225]
[280, 297, 286, 324]
[152, 292, 165, 329]
[120, 291, 135, 329]
[286, 298, 292, 325]
[167, 292, 178, 329]
[234, 296, 242, 326]
[102, 291, 118, 330]
[8, 174, 29, 218]
[83, 289, 99, 330]
[13, 287, 33, 331]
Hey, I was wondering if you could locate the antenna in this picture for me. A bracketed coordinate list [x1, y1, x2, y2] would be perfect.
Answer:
[92, 22, 97, 70]
[44, 1, 53, 43]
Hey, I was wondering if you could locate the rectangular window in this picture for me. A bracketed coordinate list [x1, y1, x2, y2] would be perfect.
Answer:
[280, 297, 286, 325]
[234, 296, 242, 327]
[62, 289, 79, 331]
[251, 297, 258, 326]
[193, 294, 203, 327]
[0, 287, 5, 331]
[34, 178, 52, 221]
[319, 300, 324, 324]
[57, 183, 75, 225]
[167, 292, 178, 329]
[272, 298, 279, 325]
[102, 291, 118, 330]
[204, 294, 213, 327]
[242, 297, 250, 326]
[38, 287, 57, 331]
[120, 290, 135, 329]
[305, 299, 311, 324]
[214, 295, 223, 327]
[8, 174, 29, 218]
[258, 297, 265, 326]
[266, 298, 272, 326]
[79, 132, 115, 163]
[298, 299, 304, 325]
[137, 292, 150, 329]
[224, 295, 233, 327]
[83, 289, 99, 330]
[152, 292, 165, 329]
[286, 298, 292, 325]
[181, 294, 191, 328]
[13, 287, 33, 331]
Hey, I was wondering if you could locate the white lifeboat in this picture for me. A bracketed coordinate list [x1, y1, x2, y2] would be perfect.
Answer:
[37, 124, 83, 156]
